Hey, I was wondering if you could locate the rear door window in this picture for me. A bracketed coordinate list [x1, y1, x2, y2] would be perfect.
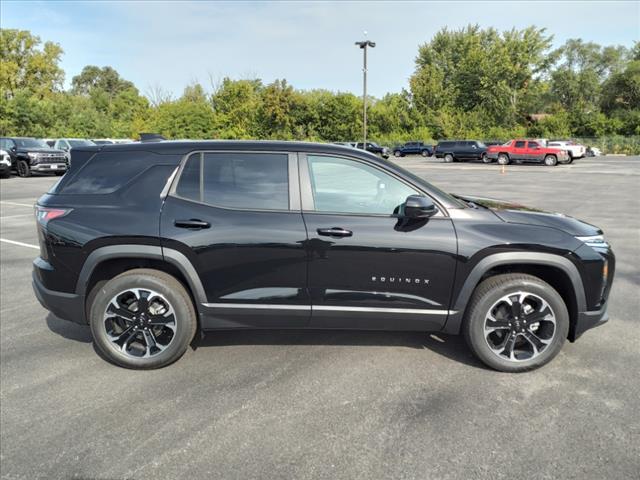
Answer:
[174, 152, 289, 211]
[515, 141, 526, 148]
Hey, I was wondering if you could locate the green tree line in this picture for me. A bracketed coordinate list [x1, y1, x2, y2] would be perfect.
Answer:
[1, 27, 638, 151]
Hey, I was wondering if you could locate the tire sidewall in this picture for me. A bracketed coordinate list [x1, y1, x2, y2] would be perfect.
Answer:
[444, 154, 454, 163]
[466, 277, 569, 372]
[498, 154, 509, 165]
[18, 160, 30, 177]
[544, 155, 557, 166]
[90, 271, 196, 369]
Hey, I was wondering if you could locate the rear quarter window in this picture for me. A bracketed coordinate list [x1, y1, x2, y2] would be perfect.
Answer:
[59, 151, 162, 194]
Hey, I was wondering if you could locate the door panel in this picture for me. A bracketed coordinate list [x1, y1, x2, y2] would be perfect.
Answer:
[160, 151, 310, 329]
[300, 153, 458, 330]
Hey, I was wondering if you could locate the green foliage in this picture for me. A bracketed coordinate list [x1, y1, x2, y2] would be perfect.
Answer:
[1, 26, 638, 153]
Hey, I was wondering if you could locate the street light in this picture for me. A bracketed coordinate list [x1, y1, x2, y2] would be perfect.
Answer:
[355, 38, 375, 149]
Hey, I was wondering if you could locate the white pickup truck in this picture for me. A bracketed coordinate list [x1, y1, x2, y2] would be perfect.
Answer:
[547, 140, 586, 162]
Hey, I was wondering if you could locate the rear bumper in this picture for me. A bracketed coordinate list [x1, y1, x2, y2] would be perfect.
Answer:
[32, 267, 85, 325]
[32, 163, 67, 172]
[570, 304, 609, 341]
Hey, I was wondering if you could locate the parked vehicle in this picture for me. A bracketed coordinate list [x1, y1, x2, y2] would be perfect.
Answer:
[0, 137, 68, 177]
[548, 140, 586, 162]
[356, 142, 390, 159]
[33, 140, 615, 372]
[0, 149, 11, 178]
[586, 146, 602, 157]
[53, 139, 96, 161]
[486, 139, 570, 166]
[434, 140, 491, 163]
[393, 142, 433, 158]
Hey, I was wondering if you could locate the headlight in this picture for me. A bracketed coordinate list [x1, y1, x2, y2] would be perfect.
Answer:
[576, 234, 608, 248]
[27, 152, 40, 160]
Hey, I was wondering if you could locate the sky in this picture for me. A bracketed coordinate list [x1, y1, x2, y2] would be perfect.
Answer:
[2, 1, 639, 99]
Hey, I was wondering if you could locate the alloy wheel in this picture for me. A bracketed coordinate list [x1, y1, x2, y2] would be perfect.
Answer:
[483, 291, 556, 362]
[103, 288, 177, 358]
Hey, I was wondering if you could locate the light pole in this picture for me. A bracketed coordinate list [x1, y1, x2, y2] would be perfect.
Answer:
[355, 38, 375, 149]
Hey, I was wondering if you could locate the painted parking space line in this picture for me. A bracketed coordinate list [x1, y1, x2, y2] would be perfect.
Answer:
[0, 214, 35, 219]
[0, 201, 34, 208]
[0, 238, 39, 249]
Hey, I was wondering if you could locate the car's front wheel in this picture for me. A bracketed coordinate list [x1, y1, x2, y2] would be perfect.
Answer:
[394, 150, 402, 157]
[89, 268, 197, 369]
[497, 153, 510, 165]
[481, 153, 492, 163]
[463, 274, 569, 372]
[421, 150, 429, 157]
[444, 153, 454, 163]
[17, 160, 31, 177]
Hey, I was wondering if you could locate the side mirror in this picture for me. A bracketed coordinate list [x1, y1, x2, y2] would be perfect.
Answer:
[400, 195, 437, 219]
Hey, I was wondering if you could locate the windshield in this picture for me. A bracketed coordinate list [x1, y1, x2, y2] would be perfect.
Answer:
[15, 138, 48, 148]
[68, 139, 95, 147]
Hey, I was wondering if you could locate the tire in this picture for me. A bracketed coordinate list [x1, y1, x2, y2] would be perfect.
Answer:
[89, 268, 197, 369]
[463, 273, 569, 372]
[17, 160, 31, 177]
[444, 153, 454, 163]
[421, 150, 429, 157]
[394, 150, 402, 157]
[497, 153, 510, 165]
[481, 153, 492, 164]
[544, 155, 557, 166]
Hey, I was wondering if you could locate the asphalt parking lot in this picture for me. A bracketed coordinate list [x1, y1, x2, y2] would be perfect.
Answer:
[1, 156, 639, 480]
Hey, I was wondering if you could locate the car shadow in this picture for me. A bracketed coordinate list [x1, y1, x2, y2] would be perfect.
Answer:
[45, 314, 487, 370]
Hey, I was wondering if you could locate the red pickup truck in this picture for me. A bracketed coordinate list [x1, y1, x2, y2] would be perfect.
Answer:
[486, 139, 570, 166]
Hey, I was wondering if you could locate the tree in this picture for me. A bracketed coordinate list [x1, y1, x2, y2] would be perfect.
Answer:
[0, 29, 64, 99]
[71, 65, 135, 98]
[211, 78, 263, 138]
[410, 25, 553, 129]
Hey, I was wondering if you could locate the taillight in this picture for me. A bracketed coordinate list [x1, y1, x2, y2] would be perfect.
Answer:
[35, 205, 72, 226]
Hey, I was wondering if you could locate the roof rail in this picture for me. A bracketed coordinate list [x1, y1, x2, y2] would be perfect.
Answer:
[139, 133, 165, 143]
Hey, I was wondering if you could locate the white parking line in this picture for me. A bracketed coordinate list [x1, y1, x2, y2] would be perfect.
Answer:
[0, 214, 34, 219]
[0, 238, 39, 249]
[0, 201, 34, 208]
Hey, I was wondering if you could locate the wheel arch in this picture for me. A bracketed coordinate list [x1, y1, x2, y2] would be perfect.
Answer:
[443, 252, 586, 339]
[78, 245, 207, 323]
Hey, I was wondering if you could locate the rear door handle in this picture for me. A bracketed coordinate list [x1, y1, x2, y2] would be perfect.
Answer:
[317, 227, 353, 238]
[174, 219, 210, 230]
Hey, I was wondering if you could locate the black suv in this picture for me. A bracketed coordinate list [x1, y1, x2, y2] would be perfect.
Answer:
[393, 142, 433, 158]
[356, 142, 390, 159]
[0, 137, 68, 177]
[434, 140, 491, 163]
[33, 141, 614, 371]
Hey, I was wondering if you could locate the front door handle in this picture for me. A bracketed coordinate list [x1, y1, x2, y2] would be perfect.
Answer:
[317, 227, 353, 238]
[174, 219, 210, 230]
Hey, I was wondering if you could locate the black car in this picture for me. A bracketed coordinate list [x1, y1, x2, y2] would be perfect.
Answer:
[434, 140, 491, 163]
[33, 140, 614, 372]
[393, 142, 433, 157]
[0, 137, 68, 177]
[356, 142, 390, 159]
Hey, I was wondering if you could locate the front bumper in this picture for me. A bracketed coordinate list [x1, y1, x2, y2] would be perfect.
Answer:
[31, 163, 67, 172]
[570, 304, 609, 341]
[33, 266, 85, 325]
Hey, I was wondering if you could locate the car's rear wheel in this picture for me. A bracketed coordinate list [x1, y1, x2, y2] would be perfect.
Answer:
[497, 153, 510, 165]
[394, 150, 402, 157]
[89, 269, 197, 369]
[421, 150, 429, 157]
[544, 155, 558, 166]
[17, 160, 31, 177]
[463, 274, 569, 372]
[444, 153, 454, 163]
